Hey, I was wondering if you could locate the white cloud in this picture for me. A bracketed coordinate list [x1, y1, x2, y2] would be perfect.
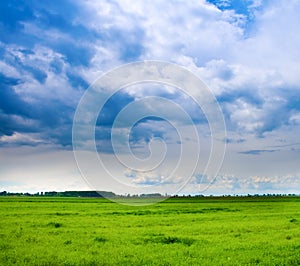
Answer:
[0, 132, 44, 146]
[185, 173, 300, 195]
[77, 0, 300, 137]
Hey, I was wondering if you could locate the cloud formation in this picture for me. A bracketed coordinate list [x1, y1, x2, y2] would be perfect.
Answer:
[0, 0, 300, 194]
[1, 0, 300, 144]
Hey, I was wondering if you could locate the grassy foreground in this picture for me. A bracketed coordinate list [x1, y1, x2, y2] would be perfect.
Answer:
[0, 196, 299, 265]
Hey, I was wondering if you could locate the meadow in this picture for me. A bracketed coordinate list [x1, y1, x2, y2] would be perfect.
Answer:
[0, 196, 299, 265]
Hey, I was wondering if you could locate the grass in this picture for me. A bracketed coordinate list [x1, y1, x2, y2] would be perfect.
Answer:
[0, 196, 300, 265]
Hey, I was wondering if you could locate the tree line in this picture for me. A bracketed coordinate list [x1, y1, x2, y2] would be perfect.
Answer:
[0, 190, 297, 198]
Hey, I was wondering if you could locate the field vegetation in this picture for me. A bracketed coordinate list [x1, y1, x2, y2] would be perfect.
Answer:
[0, 196, 299, 265]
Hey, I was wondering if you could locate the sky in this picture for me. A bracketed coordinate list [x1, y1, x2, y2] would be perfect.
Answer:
[0, 0, 300, 195]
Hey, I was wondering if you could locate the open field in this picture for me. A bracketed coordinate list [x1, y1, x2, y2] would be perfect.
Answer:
[0, 196, 300, 265]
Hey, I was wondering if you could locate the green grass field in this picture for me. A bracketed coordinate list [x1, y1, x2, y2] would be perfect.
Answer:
[0, 196, 300, 265]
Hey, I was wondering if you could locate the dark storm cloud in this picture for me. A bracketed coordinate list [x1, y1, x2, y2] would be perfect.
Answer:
[66, 71, 89, 90]
[239, 149, 278, 155]
[217, 89, 264, 106]
[0, 0, 148, 148]
[256, 88, 300, 136]
[94, 86, 209, 154]
[0, 70, 74, 146]
[0, 73, 25, 115]
[224, 137, 246, 144]
[0, 0, 95, 146]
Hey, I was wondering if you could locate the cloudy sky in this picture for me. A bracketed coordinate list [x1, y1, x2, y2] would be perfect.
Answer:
[0, 0, 300, 195]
